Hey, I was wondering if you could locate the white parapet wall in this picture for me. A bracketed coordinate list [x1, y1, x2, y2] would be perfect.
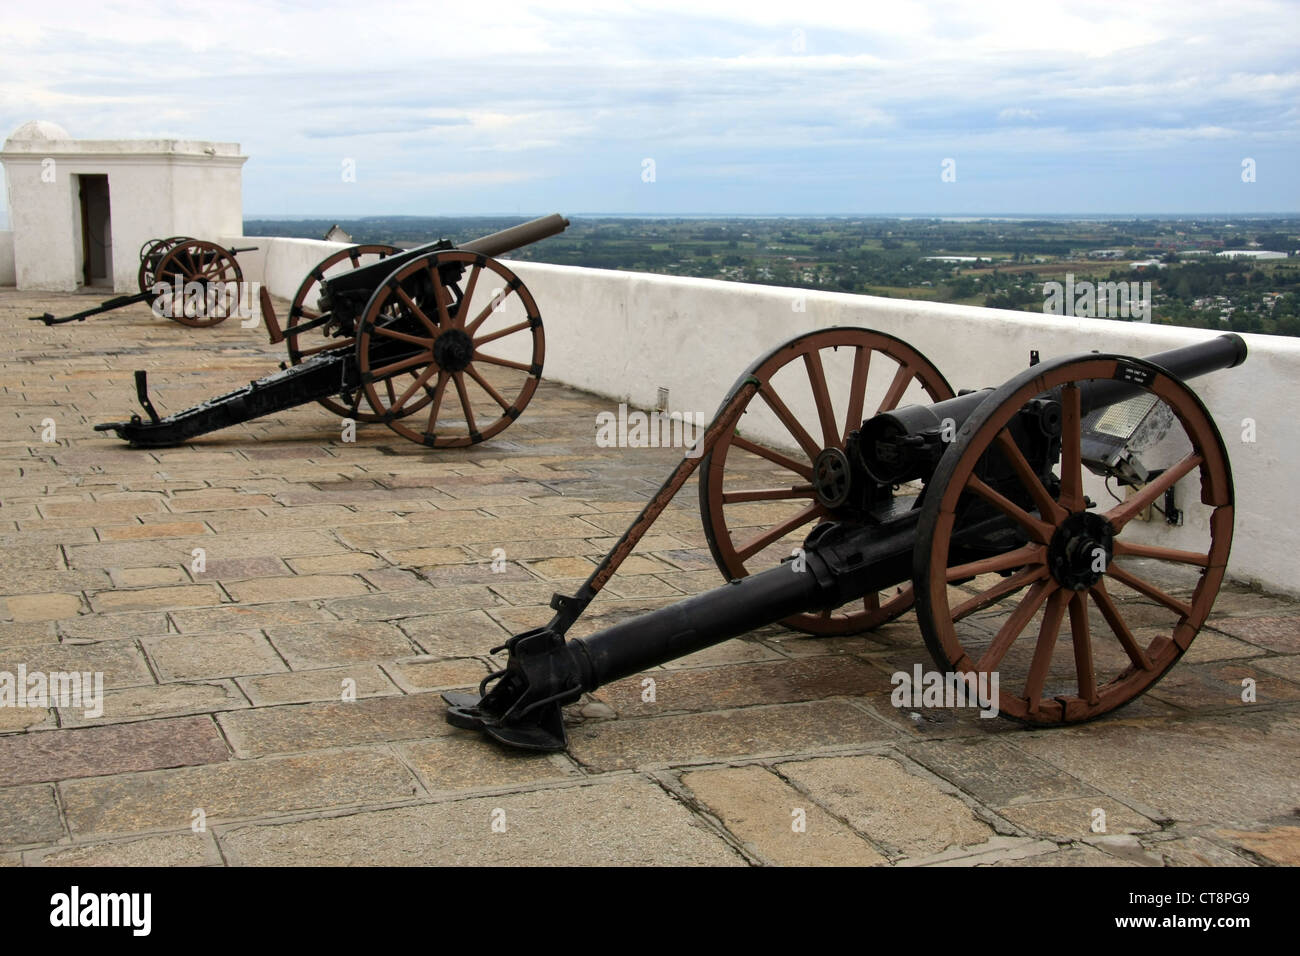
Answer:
[228, 236, 1300, 596]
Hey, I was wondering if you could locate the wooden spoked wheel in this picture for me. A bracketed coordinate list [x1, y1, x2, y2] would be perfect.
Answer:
[137, 236, 190, 293]
[699, 327, 954, 634]
[152, 239, 243, 327]
[355, 250, 544, 447]
[913, 354, 1233, 724]
[285, 244, 406, 421]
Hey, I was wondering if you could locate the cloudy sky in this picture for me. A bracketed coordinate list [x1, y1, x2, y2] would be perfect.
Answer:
[1, 0, 1297, 222]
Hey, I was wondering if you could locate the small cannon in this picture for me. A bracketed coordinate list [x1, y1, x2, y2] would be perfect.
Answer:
[30, 237, 259, 327]
[444, 328, 1248, 750]
[95, 214, 568, 448]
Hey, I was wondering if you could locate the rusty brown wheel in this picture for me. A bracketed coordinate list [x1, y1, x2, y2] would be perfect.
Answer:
[152, 239, 244, 328]
[355, 249, 544, 447]
[913, 353, 1233, 724]
[285, 244, 410, 422]
[699, 327, 954, 634]
[137, 236, 190, 294]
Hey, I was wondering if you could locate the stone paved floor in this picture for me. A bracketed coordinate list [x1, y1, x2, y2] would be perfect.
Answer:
[1, 287, 1298, 867]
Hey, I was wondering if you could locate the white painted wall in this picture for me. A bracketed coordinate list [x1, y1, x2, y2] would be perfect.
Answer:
[0, 231, 14, 285]
[228, 236, 1300, 595]
[1, 126, 246, 293]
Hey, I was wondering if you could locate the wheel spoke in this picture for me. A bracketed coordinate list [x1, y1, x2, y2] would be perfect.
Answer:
[1068, 591, 1097, 705]
[757, 384, 822, 461]
[721, 485, 815, 504]
[465, 363, 511, 411]
[843, 346, 870, 441]
[423, 371, 450, 435]
[875, 363, 913, 415]
[466, 289, 509, 337]
[734, 502, 823, 563]
[1106, 563, 1192, 618]
[427, 262, 453, 327]
[370, 352, 433, 380]
[946, 542, 1045, 581]
[394, 286, 440, 338]
[457, 264, 483, 329]
[373, 325, 434, 348]
[994, 430, 1068, 524]
[1024, 588, 1069, 714]
[474, 320, 532, 348]
[966, 475, 1056, 545]
[390, 363, 437, 414]
[861, 586, 915, 629]
[453, 372, 477, 433]
[730, 435, 814, 482]
[1090, 578, 1153, 671]
[952, 564, 1049, 622]
[1112, 540, 1210, 567]
[802, 349, 840, 449]
[473, 352, 533, 373]
[1058, 384, 1084, 512]
[976, 578, 1056, 672]
[1104, 453, 1202, 531]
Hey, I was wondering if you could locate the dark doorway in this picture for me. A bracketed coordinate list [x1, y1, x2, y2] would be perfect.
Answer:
[76, 174, 112, 287]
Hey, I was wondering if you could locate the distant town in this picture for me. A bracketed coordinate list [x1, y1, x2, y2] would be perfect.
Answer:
[243, 216, 1300, 337]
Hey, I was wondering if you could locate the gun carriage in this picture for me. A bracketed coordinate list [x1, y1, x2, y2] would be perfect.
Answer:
[94, 214, 567, 448]
[31, 237, 257, 327]
[443, 329, 1247, 751]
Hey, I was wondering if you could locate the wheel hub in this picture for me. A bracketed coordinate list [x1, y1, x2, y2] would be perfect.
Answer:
[433, 328, 474, 373]
[1047, 510, 1115, 590]
[813, 447, 852, 509]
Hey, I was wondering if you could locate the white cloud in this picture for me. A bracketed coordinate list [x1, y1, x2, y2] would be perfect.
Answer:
[1, 0, 1295, 213]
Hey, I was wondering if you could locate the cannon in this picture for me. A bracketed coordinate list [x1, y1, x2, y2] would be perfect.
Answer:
[30, 237, 259, 327]
[444, 328, 1248, 750]
[94, 214, 568, 448]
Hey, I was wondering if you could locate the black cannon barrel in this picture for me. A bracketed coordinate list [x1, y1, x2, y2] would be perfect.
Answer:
[862, 333, 1248, 483]
[1078, 331, 1247, 416]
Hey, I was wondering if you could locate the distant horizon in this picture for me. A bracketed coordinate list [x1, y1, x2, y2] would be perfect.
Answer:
[6, 208, 1298, 234]
[242, 211, 1300, 221]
